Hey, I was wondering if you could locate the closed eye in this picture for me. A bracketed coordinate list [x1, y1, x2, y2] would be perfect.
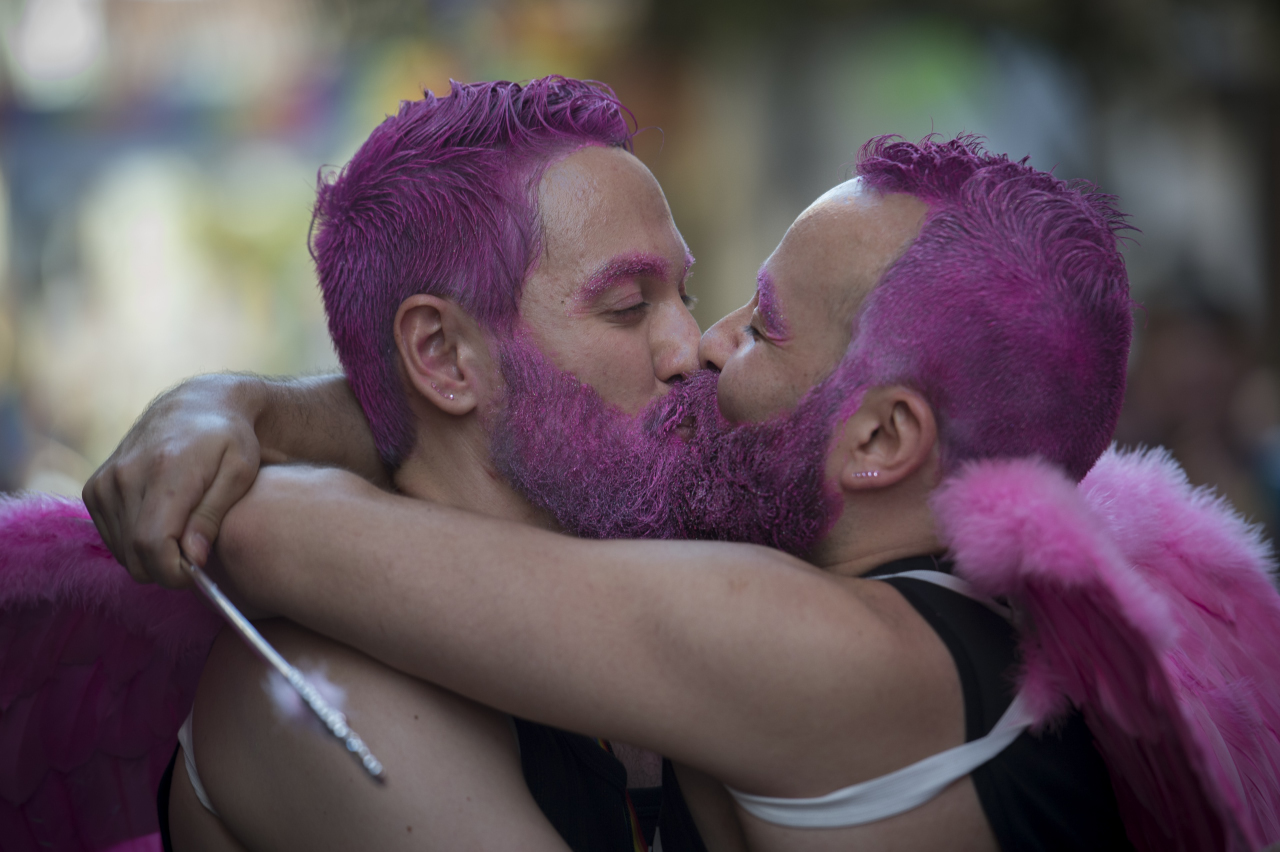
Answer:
[609, 302, 650, 324]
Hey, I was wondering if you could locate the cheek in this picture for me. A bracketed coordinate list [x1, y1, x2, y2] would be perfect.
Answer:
[715, 356, 771, 423]
[526, 322, 657, 416]
[716, 351, 802, 424]
[715, 372, 752, 423]
[570, 340, 656, 415]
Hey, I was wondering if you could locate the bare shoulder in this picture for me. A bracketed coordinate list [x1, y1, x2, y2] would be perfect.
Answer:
[592, 537, 946, 711]
[715, 572, 966, 799]
[191, 621, 571, 852]
[168, 745, 251, 852]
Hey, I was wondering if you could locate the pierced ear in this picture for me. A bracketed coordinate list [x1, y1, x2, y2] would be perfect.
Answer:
[393, 295, 490, 415]
[831, 386, 938, 492]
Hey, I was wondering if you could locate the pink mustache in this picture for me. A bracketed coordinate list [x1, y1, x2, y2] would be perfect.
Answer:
[491, 338, 844, 554]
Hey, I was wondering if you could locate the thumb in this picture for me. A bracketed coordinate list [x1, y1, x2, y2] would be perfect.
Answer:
[181, 457, 258, 568]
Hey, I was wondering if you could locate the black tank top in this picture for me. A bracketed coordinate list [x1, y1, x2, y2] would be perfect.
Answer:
[657, 554, 1134, 851]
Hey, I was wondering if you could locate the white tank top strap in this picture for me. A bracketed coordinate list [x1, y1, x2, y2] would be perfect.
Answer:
[727, 691, 1033, 828]
[726, 568, 1029, 829]
[177, 709, 219, 816]
[873, 568, 1013, 621]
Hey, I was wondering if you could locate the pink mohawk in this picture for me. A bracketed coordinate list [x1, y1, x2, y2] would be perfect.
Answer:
[841, 134, 1135, 481]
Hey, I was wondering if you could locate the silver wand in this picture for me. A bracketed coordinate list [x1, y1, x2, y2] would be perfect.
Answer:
[182, 557, 386, 782]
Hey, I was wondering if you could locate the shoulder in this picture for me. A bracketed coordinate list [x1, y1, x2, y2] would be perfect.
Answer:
[723, 574, 966, 798]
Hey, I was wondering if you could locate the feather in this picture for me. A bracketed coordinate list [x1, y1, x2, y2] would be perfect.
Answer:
[0, 493, 221, 851]
[933, 447, 1280, 852]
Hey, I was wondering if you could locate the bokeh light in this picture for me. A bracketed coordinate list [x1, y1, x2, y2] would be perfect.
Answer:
[1, 0, 1277, 532]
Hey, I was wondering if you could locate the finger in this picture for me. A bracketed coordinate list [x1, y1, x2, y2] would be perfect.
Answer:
[182, 446, 260, 569]
[131, 509, 186, 588]
[135, 472, 201, 585]
[83, 472, 126, 566]
[132, 470, 204, 589]
[84, 500, 123, 565]
[118, 465, 163, 585]
[103, 473, 135, 574]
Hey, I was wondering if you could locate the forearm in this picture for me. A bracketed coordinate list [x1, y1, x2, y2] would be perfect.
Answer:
[250, 374, 388, 486]
[87, 371, 387, 585]
[214, 466, 849, 777]
[218, 467, 677, 723]
[188, 373, 388, 486]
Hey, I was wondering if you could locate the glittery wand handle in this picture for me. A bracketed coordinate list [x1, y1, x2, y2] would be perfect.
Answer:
[181, 557, 386, 782]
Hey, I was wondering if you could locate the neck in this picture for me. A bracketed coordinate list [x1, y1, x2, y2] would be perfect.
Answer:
[810, 488, 941, 578]
[394, 412, 559, 531]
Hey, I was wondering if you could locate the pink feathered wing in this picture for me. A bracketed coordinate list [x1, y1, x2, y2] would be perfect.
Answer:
[0, 494, 222, 851]
[933, 446, 1280, 852]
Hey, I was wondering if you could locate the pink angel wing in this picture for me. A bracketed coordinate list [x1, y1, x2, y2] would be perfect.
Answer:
[0, 493, 222, 852]
[1082, 448, 1280, 847]
[932, 449, 1280, 852]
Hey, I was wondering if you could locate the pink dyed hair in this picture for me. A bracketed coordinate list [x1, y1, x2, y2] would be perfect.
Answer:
[841, 135, 1134, 481]
[311, 77, 635, 467]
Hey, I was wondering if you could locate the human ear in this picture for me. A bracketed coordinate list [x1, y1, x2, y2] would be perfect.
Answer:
[829, 386, 938, 492]
[393, 295, 493, 415]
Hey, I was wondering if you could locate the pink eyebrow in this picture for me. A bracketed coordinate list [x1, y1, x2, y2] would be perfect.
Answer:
[579, 252, 670, 302]
[756, 269, 789, 338]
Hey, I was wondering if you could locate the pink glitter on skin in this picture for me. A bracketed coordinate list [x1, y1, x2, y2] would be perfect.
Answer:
[576, 252, 670, 306]
[572, 250, 697, 320]
[754, 269, 790, 341]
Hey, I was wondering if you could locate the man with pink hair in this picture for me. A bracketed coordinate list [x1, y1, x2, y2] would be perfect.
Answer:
[83, 136, 1238, 850]
[81, 75, 702, 851]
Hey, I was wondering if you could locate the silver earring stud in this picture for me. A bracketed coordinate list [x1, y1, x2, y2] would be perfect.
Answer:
[447, 393, 455, 400]
[852, 470, 879, 478]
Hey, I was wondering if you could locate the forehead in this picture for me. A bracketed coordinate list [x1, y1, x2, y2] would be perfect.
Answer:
[762, 179, 928, 335]
[531, 146, 685, 298]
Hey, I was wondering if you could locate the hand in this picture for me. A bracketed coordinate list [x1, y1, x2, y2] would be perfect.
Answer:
[83, 375, 267, 588]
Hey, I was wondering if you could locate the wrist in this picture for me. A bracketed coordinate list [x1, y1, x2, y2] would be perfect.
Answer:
[252, 374, 389, 484]
[252, 376, 324, 466]
[176, 372, 269, 427]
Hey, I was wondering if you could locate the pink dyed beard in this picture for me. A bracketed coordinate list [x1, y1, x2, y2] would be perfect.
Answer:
[490, 337, 844, 556]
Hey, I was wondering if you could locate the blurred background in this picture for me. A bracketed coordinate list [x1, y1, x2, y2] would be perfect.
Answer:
[1, 0, 1278, 531]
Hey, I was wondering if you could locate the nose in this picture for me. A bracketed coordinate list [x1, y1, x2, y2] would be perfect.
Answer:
[653, 300, 702, 384]
[698, 304, 749, 372]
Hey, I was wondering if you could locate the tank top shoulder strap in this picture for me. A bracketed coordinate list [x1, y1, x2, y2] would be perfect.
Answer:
[724, 558, 1031, 829]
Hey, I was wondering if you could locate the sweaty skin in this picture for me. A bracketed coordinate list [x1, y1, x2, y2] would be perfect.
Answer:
[164, 145, 700, 852]
[208, 185, 1006, 852]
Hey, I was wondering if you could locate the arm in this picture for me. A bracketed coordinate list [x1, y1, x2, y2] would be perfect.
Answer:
[84, 373, 388, 587]
[216, 465, 905, 792]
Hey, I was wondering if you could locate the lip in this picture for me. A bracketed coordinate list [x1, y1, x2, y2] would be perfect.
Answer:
[674, 415, 696, 441]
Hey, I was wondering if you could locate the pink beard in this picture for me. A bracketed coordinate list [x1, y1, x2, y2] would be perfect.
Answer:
[489, 337, 844, 556]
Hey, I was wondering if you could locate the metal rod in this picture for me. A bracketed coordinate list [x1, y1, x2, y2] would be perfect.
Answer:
[182, 557, 386, 782]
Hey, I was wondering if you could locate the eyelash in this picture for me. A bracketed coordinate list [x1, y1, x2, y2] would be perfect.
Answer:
[681, 293, 698, 309]
[744, 324, 762, 340]
[610, 302, 650, 321]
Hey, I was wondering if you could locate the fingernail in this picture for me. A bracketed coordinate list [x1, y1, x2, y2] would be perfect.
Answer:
[189, 532, 210, 564]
